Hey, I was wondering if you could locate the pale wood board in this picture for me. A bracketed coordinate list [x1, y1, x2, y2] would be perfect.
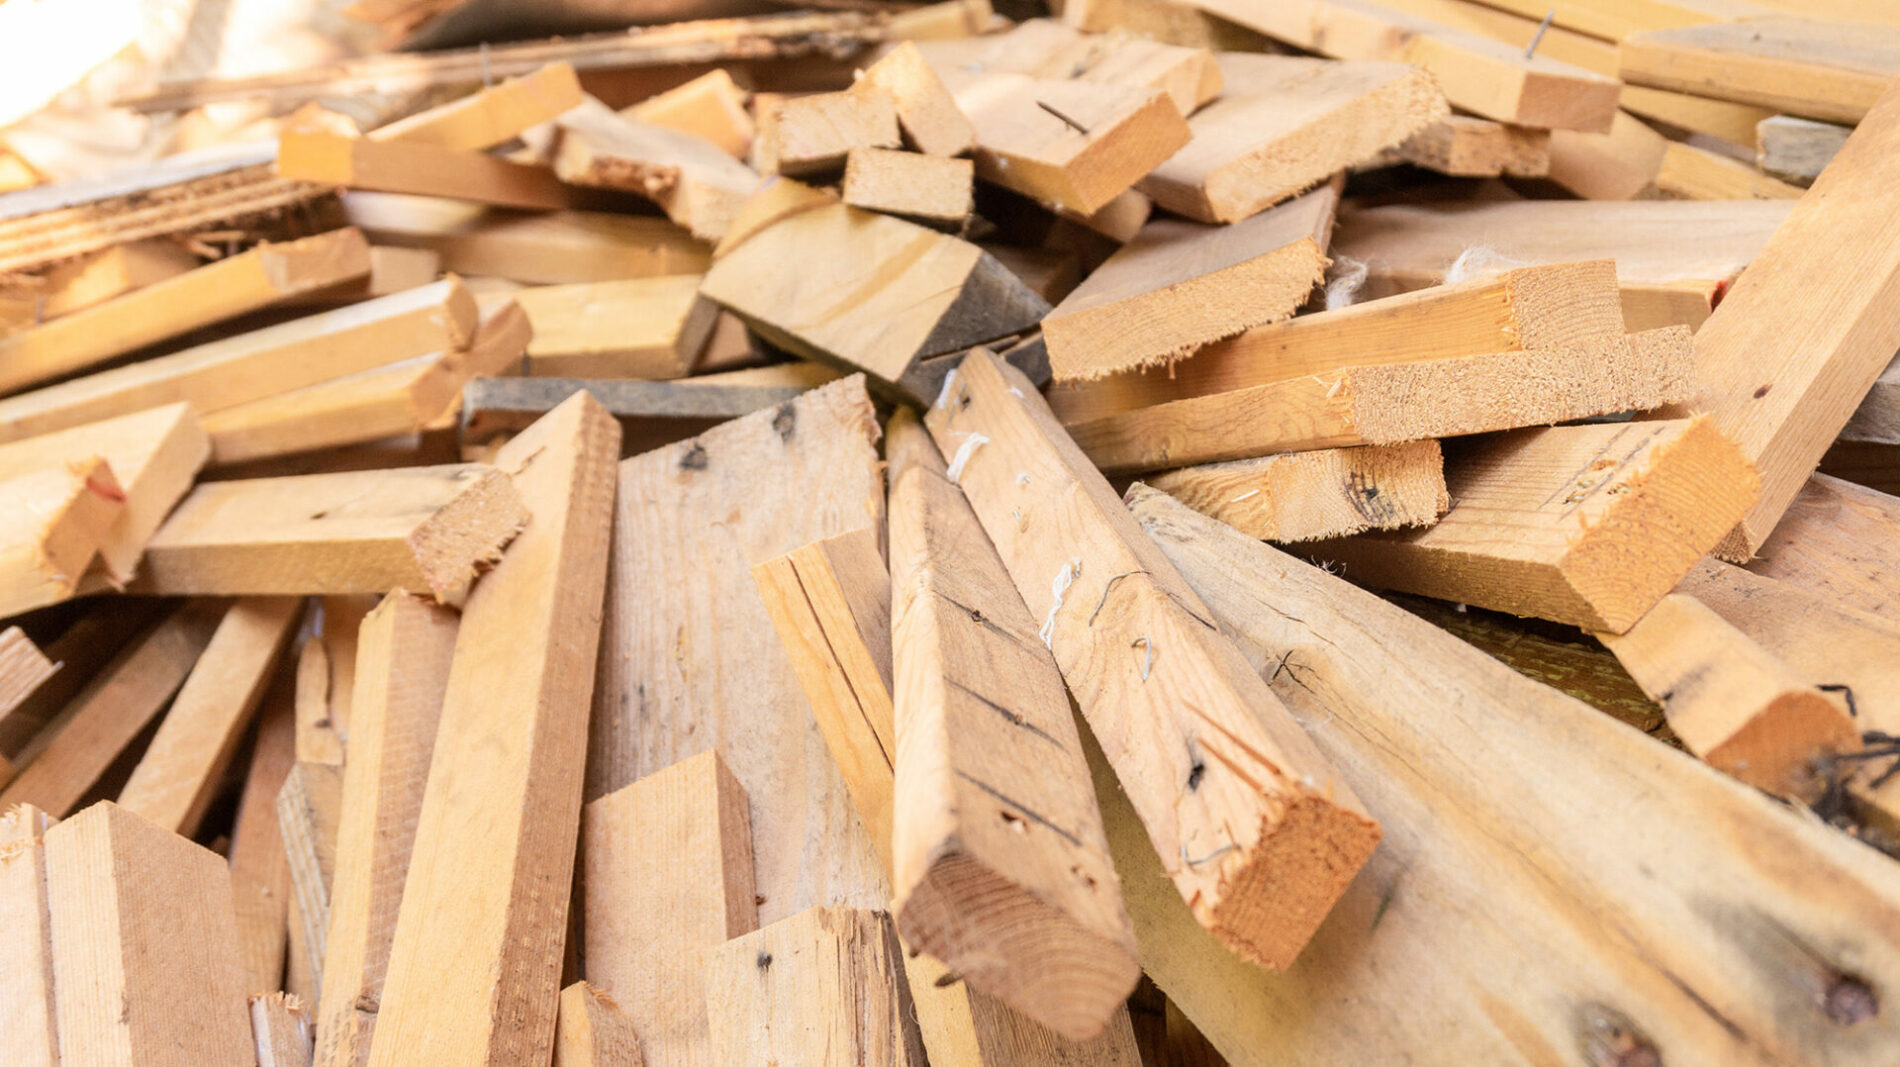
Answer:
[279, 125, 584, 211]
[0, 804, 57, 1067]
[371, 62, 584, 150]
[1746, 473, 1900, 620]
[251, 992, 315, 1067]
[229, 668, 298, 997]
[1620, 17, 1900, 124]
[278, 761, 344, 1010]
[514, 275, 716, 379]
[1147, 441, 1449, 544]
[0, 627, 56, 726]
[555, 101, 760, 242]
[0, 459, 125, 619]
[623, 68, 754, 158]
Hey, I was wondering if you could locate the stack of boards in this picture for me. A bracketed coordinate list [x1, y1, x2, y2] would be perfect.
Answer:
[2, 2, 1899, 1065]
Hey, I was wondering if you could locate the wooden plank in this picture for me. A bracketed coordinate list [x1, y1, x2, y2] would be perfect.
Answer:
[1043, 186, 1337, 382]
[842, 147, 973, 226]
[1386, 114, 1549, 177]
[230, 667, 298, 997]
[0, 804, 57, 1067]
[139, 463, 529, 603]
[1654, 137, 1805, 200]
[754, 87, 902, 177]
[554, 102, 760, 241]
[1068, 326, 1695, 474]
[279, 245, 443, 308]
[0, 278, 477, 447]
[1143, 54, 1443, 224]
[705, 906, 927, 1067]
[0, 628, 56, 726]
[624, 68, 754, 158]
[0, 228, 372, 397]
[461, 369, 831, 441]
[588, 376, 887, 923]
[858, 42, 975, 158]
[1307, 418, 1758, 632]
[1757, 114, 1849, 185]
[554, 982, 646, 1067]
[371, 62, 585, 150]
[45, 801, 253, 1066]
[515, 275, 717, 379]
[251, 992, 315, 1067]
[928, 348, 1381, 969]
[1147, 442, 1448, 543]
[888, 429, 1139, 1039]
[367, 391, 620, 1066]
[1620, 17, 1900, 125]
[1668, 83, 1900, 561]
[279, 125, 582, 211]
[924, 19, 1222, 115]
[278, 762, 344, 1009]
[0, 458, 124, 620]
[582, 749, 757, 1065]
[709, 176, 839, 260]
[0, 239, 200, 333]
[116, 597, 302, 836]
[0, 604, 163, 761]
[700, 203, 1048, 396]
[1746, 473, 1900, 620]
[1125, 484, 1900, 1066]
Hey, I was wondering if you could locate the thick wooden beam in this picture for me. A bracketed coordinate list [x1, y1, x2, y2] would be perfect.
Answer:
[1620, 17, 1900, 125]
[1147, 442, 1448, 544]
[0, 804, 57, 1067]
[0, 458, 124, 620]
[1746, 473, 1900, 620]
[515, 275, 716, 379]
[553, 983, 645, 1067]
[370, 63, 584, 150]
[928, 349, 1381, 969]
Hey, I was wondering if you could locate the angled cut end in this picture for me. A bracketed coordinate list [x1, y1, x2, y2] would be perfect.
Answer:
[407, 465, 532, 607]
[1205, 794, 1383, 971]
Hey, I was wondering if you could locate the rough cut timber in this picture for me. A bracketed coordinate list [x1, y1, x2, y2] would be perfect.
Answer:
[1140, 53, 1445, 224]
[342, 192, 710, 285]
[0, 228, 372, 397]
[842, 147, 973, 226]
[706, 907, 928, 1067]
[44, 802, 253, 1067]
[922, 19, 1223, 115]
[888, 432, 1140, 1039]
[0, 609, 159, 762]
[1046, 258, 1624, 424]
[1043, 185, 1337, 382]
[624, 68, 754, 158]
[367, 393, 619, 1067]
[0, 628, 56, 726]
[116, 597, 301, 836]
[514, 275, 717, 379]
[0, 805, 57, 1067]
[1147, 441, 1449, 544]
[0, 459, 126, 620]
[1307, 418, 1758, 633]
[1387, 114, 1549, 178]
[0, 239, 200, 334]
[280, 124, 584, 211]
[929, 349, 1381, 970]
[278, 762, 344, 1009]
[1747, 473, 1900, 621]
[754, 87, 901, 177]
[700, 203, 1048, 398]
[588, 376, 888, 925]
[370, 62, 584, 149]
[1620, 17, 1900, 125]
[553, 983, 645, 1067]
[582, 749, 757, 1066]
[1758, 114, 1850, 185]
[1062, 0, 1273, 49]
[554, 102, 760, 241]
[0, 277, 479, 447]
[1067, 326, 1695, 474]
[857, 41, 975, 158]
[1126, 485, 1900, 1066]
[137, 463, 529, 604]
[1600, 593, 1860, 802]
[460, 370, 829, 444]
[251, 993, 315, 1067]
[283, 246, 443, 308]
[229, 677, 296, 1002]
[1665, 81, 1900, 562]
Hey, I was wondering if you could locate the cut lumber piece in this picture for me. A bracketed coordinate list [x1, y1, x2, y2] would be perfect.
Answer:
[281, 246, 444, 308]
[754, 87, 902, 176]
[0, 229, 372, 397]
[1148, 442, 1448, 544]
[589, 376, 887, 923]
[1307, 418, 1758, 632]
[1601, 593, 1860, 801]
[0, 804, 57, 1067]
[138, 463, 529, 603]
[0, 628, 56, 726]
[1062, 0, 1274, 50]
[554, 103, 761, 241]
[554, 983, 645, 1067]
[278, 762, 344, 1009]
[1192, 0, 1618, 131]
[0, 277, 478, 447]
[367, 392, 620, 1066]
[705, 906, 927, 1067]
[710, 176, 839, 260]
[700, 203, 1048, 396]
[1746, 473, 1900, 620]
[1667, 83, 1900, 561]
[582, 750, 757, 1065]
[115, 598, 302, 836]
[950, 73, 1191, 217]
[1047, 258, 1624, 423]
[928, 348, 1380, 970]
[343, 192, 710, 285]
[0, 458, 125, 620]
[315, 593, 456, 1067]
[1758, 114, 1850, 185]
[625, 68, 754, 159]
[280, 124, 583, 210]
[230, 671, 297, 998]
[203, 299, 529, 467]
[1844, 352, 1900, 443]
[1622, 277, 1722, 333]
[1142, 54, 1444, 224]
[1548, 109, 1804, 202]
[252, 992, 315, 1067]
[370, 62, 584, 150]
[857, 42, 974, 158]
[0, 239, 201, 334]
[0, 605, 164, 761]
[1387, 114, 1549, 177]
[842, 147, 972, 226]
[45, 802, 253, 1066]
[462, 369, 834, 441]
[927, 19, 1223, 115]
[888, 433, 1139, 1039]
[1068, 326, 1696, 474]
[1043, 186, 1337, 382]
[982, 244, 1080, 304]
[1655, 138, 1805, 201]
[1125, 484, 1900, 1067]
[514, 275, 716, 379]
[1620, 17, 1900, 125]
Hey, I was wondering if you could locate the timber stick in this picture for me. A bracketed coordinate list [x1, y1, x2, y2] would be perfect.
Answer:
[276, 246, 442, 309]
[0, 239, 199, 331]
[1067, 326, 1695, 475]
[1746, 474, 1900, 620]
[842, 147, 973, 226]
[0, 627, 56, 726]
[1620, 18, 1900, 125]
[1308, 419, 1758, 632]
[705, 907, 928, 1067]
[1146, 442, 1448, 544]
[366, 391, 620, 1066]
[279, 126, 582, 211]
[923, 19, 1221, 114]
[753, 87, 901, 177]
[0, 459, 125, 620]
[461, 371, 827, 440]
[0, 602, 222, 818]
[1385, 114, 1548, 177]
[1125, 484, 1900, 1066]
[582, 750, 757, 1066]
[859, 42, 975, 158]
[927, 348, 1381, 970]
[45, 802, 253, 1066]
[515, 275, 717, 379]
[623, 68, 754, 159]
[116, 597, 302, 836]
[888, 429, 1139, 1039]
[1061, 0, 1274, 49]
[554, 983, 645, 1067]
[251, 993, 314, 1067]
[138, 463, 529, 603]
[1043, 185, 1337, 382]
[370, 63, 584, 150]
[0, 228, 371, 397]
[554, 102, 760, 241]
[0, 604, 163, 760]
[230, 668, 298, 997]
[0, 805, 57, 1067]
[278, 762, 344, 1010]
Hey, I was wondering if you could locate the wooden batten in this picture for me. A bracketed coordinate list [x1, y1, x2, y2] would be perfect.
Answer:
[1146, 441, 1449, 544]
[0, 606, 164, 761]
[1386, 114, 1549, 178]
[514, 275, 717, 379]
[1619, 17, 1900, 125]
[229, 675, 297, 1000]
[0, 805, 58, 1067]
[461, 370, 836, 443]
[553, 983, 646, 1067]
[857, 42, 975, 158]
[278, 761, 344, 1008]
[0, 628, 57, 726]
[623, 68, 755, 158]
[279, 125, 583, 210]
[754, 87, 901, 177]
[1746, 474, 1900, 621]
[370, 62, 584, 150]
[842, 147, 973, 227]
[1758, 114, 1850, 185]
[0, 239, 199, 332]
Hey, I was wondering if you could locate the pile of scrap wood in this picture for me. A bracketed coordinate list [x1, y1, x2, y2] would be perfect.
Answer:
[4, 0, 1900, 1064]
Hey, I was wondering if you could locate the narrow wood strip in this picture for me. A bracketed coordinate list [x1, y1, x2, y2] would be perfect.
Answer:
[0, 804, 57, 1067]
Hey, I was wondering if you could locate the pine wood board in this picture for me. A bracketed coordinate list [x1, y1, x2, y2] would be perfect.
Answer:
[1387, 114, 1549, 177]
[1838, 346, 1898, 445]
[278, 761, 344, 1009]
[279, 126, 584, 211]
[229, 670, 298, 999]
[251, 993, 315, 1067]
[461, 369, 833, 442]
[514, 274, 717, 379]
[842, 147, 973, 225]
[923, 19, 1223, 115]
[0, 239, 201, 335]
[1620, 17, 1900, 124]
[1756, 114, 1849, 185]
[754, 86, 902, 177]
[0, 805, 57, 1067]
[858, 42, 975, 159]
[0, 628, 56, 727]
[370, 62, 585, 150]
[1147, 441, 1450, 544]
[1745, 473, 1900, 620]
[554, 101, 760, 241]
